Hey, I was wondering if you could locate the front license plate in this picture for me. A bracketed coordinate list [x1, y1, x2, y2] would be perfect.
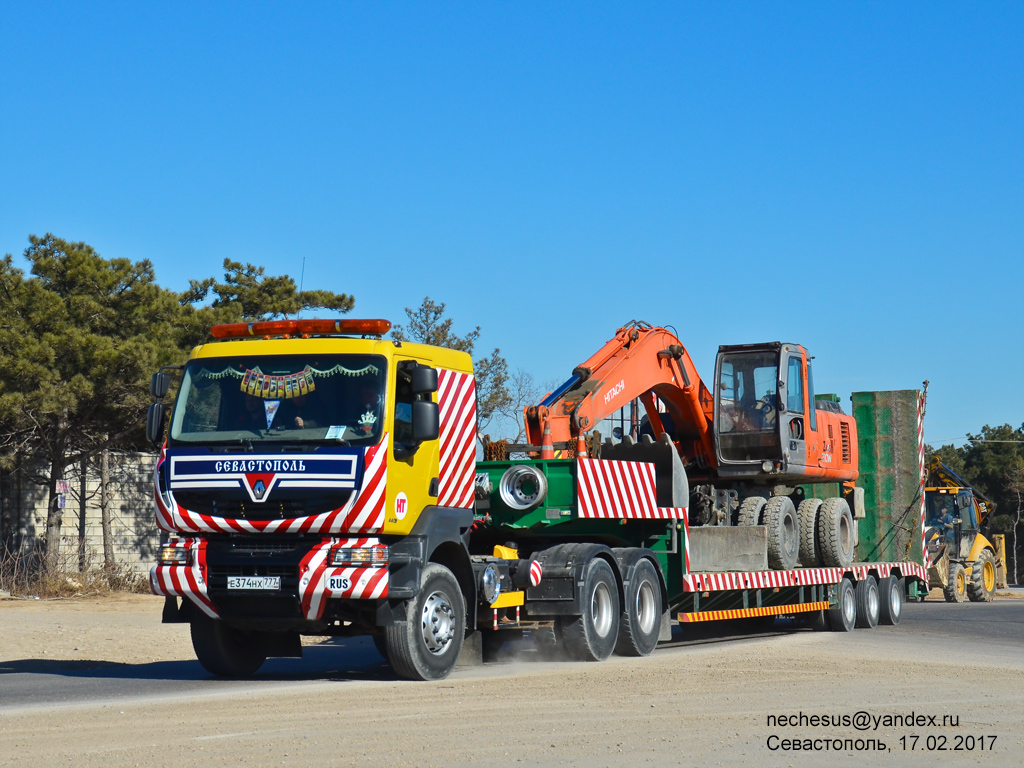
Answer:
[227, 576, 281, 590]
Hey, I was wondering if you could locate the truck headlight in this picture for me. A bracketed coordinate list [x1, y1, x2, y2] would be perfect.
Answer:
[159, 544, 191, 566]
[330, 545, 389, 567]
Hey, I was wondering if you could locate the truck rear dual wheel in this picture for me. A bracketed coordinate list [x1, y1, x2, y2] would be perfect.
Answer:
[190, 614, 268, 677]
[944, 563, 967, 603]
[967, 549, 997, 603]
[854, 576, 880, 629]
[878, 575, 903, 625]
[560, 558, 620, 662]
[386, 563, 466, 681]
[764, 497, 799, 570]
[614, 558, 662, 657]
[828, 578, 856, 632]
[818, 498, 855, 568]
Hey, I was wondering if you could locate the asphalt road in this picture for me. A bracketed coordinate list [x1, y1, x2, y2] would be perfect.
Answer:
[2, 598, 1021, 713]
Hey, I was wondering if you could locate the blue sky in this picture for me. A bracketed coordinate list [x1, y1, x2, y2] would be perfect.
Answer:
[2, 2, 1022, 445]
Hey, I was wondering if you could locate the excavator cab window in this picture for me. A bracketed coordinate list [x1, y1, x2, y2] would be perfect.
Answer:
[716, 350, 781, 462]
[806, 360, 817, 432]
[786, 356, 804, 414]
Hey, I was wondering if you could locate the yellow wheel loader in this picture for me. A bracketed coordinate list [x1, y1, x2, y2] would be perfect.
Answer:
[924, 458, 1005, 603]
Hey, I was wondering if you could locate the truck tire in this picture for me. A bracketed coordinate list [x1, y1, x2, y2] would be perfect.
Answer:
[737, 496, 767, 527]
[614, 558, 662, 657]
[797, 498, 823, 567]
[385, 563, 466, 681]
[817, 497, 855, 568]
[967, 549, 996, 603]
[764, 496, 799, 570]
[828, 578, 856, 632]
[854, 576, 880, 629]
[560, 558, 620, 662]
[190, 614, 267, 677]
[944, 562, 967, 603]
[877, 575, 903, 625]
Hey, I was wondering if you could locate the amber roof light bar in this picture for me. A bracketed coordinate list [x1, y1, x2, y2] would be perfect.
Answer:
[210, 318, 392, 340]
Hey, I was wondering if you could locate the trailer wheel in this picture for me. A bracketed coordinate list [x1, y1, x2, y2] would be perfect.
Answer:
[737, 496, 767, 527]
[190, 614, 267, 677]
[854, 576, 880, 629]
[944, 562, 967, 603]
[560, 558, 620, 662]
[967, 549, 996, 603]
[797, 498, 823, 567]
[828, 578, 856, 632]
[614, 558, 662, 657]
[817, 498, 855, 568]
[764, 496, 799, 570]
[386, 563, 466, 681]
[878, 576, 903, 625]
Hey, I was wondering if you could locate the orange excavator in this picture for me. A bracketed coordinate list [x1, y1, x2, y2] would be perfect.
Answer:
[524, 321, 860, 570]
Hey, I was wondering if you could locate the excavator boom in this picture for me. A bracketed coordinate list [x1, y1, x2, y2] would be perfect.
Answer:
[524, 322, 717, 470]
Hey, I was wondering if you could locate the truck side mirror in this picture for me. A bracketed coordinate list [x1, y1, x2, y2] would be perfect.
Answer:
[146, 402, 167, 446]
[411, 366, 438, 395]
[412, 400, 440, 442]
[151, 371, 171, 399]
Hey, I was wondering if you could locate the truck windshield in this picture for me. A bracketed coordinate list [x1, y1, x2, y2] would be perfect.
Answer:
[168, 354, 387, 447]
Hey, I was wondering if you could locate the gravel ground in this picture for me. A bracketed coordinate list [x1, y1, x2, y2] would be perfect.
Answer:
[1, 593, 1021, 767]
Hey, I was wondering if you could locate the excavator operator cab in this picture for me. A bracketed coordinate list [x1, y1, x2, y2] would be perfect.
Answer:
[713, 342, 820, 481]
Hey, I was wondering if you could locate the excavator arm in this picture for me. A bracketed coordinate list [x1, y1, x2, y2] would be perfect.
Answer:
[524, 322, 717, 469]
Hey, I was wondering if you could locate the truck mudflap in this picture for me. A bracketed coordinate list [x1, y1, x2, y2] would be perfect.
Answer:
[151, 536, 389, 621]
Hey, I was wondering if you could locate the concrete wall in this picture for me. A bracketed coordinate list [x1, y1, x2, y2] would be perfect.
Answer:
[0, 453, 159, 575]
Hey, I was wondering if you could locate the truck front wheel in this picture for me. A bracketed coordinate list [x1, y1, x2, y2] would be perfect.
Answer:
[190, 614, 267, 677]
[560, 558, 620, 662]
[386, 563, 466, 681]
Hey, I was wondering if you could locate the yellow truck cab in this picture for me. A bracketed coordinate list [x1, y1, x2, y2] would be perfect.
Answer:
[148, 318, 534, 680]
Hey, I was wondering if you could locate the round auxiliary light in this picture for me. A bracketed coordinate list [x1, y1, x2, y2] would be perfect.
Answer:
[498, 465, 549, 512]
[762, 460, 774, 473]
[480, 563, 502, 604]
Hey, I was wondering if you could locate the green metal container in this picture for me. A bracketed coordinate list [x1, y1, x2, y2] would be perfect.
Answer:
[850, 390, 923, 564]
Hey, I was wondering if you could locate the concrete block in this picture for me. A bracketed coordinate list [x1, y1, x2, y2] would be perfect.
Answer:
[688, 526, 768, 572]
